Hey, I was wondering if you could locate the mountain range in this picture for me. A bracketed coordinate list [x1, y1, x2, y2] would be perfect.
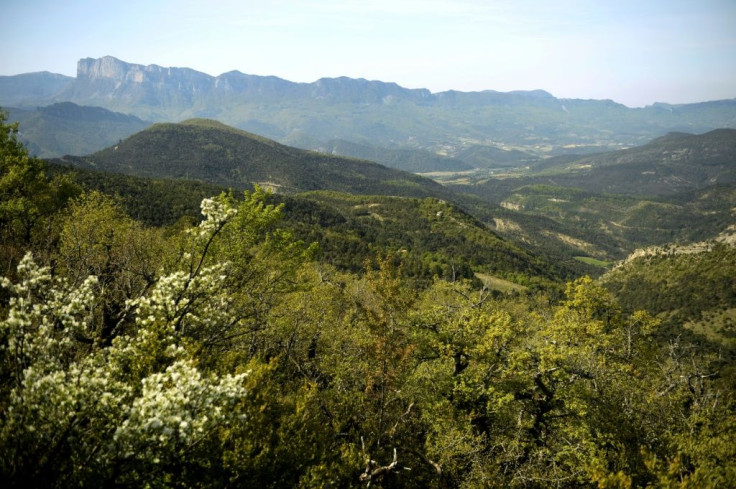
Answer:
[45, 117, 735, 270]
[2, 56, 736, 161]
[3, 56, 735, 269]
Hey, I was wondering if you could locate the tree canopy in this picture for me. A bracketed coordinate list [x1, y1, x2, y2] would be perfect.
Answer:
[1, 114, 734, 487]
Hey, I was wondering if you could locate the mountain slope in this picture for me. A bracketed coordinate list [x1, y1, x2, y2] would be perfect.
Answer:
[489, 184, 736, 260]
[54, 118, 453, 198]
[0, 71, 73, 106]
[455, 129, 736, 203]
[528, 128, 736, 195]
[284, 191, 571, 283]
[601, 229, 736, 353]
[45, 161, 577, 284]
[445, 130, 736, 263]
[7, 102, 150, 157]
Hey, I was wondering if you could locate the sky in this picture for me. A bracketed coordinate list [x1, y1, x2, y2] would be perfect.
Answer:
[1, 0, 735, 107]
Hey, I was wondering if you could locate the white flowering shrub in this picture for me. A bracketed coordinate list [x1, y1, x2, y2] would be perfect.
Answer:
[181, 195, 238, 272]
[112, 360, 247, 464]
[130, 263, 232, 334]
[0, 252, 98, 376]
[0, 196, 253, 486]
[196, 195, 238, 237]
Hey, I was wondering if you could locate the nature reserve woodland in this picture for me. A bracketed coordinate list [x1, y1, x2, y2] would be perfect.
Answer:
[1, 111, 735, 488]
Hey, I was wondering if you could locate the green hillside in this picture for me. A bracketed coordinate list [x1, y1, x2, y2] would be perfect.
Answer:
[280, 191, 571, 284]
[601, 233, 736, 356]
[47, 161, 574, 286]
[445, 130, 736, 263]
[61, 120, 734, 271]
[62, 119, 453, 199]
[47, 162, 226, 226]
[491, 184, 735, 259]
[45, 117, 610, 273]
[526, 128, 736, 195]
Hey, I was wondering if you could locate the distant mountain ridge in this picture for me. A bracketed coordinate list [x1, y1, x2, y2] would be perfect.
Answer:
[62, 56, 436, 111]
[0, 71, 73, 107]
[2, 56, 735, 157]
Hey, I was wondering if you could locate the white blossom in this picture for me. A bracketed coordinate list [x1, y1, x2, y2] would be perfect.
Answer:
[0, 234, 250, 482]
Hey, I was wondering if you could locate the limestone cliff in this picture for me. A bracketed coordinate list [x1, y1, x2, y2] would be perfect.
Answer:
[77, 56, 212, 86]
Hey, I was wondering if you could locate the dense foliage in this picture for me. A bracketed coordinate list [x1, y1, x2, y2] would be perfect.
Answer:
[602, 240, 736, 356]
[45, 162, 583, 286]
[47, 162, 225, 227]
[1, 115, 735, 487]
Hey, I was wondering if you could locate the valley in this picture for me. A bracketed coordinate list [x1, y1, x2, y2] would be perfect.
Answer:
[1, 57, 735, 488]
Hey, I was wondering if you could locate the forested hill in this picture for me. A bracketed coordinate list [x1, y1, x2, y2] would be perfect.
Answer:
[441, 129, 736, 265]
[528, 128, 736, 196]
[49, 118, 573, 279]
[44, 160, 582, 284]
[601, 231, 736, 357]
[55, 118, 454, 199]
[449, 128, 736, 208]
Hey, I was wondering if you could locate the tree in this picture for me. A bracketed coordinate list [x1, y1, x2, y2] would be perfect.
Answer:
[56, 191, 168, 346]
[0, 196, 251, 487]
[0, 111, 76, 274]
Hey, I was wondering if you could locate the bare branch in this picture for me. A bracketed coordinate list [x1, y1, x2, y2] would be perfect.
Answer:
[360, 447, 410, 485]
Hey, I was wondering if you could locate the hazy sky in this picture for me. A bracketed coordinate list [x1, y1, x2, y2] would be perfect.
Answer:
[2, 0, 735, 107]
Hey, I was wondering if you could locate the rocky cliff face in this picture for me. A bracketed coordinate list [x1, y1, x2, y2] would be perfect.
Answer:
[77, 56, 213, 86]
[64, 57, 223, 117]
[77, 56, 133, 81]
[67, 56, 438, 118]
